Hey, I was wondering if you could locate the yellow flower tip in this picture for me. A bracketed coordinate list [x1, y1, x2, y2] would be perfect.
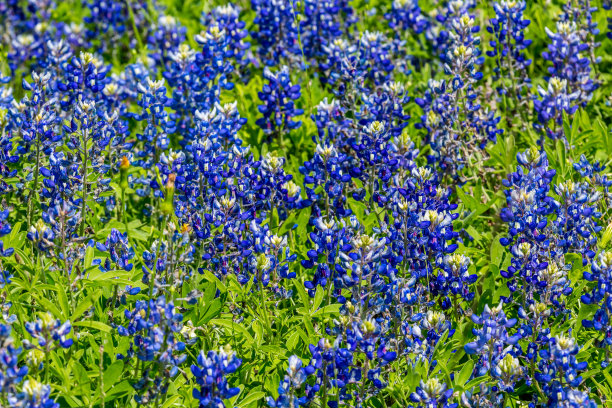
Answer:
[120, 156, 130, 170]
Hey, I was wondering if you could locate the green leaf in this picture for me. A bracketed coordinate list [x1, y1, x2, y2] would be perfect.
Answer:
[286, 330, 300, 350]
[34, 295, 63, 319]
[57, 285, 70, 319]
[311, 285, 324, 313]
[73, 320, 113, 333]
[203, 270, 227, 293]
[456, 359, 474, 388]
[237, 391, 266, 408]
[311, 303, 341, 318]
[103, 361, 124, 392]
[259, 345, 288, 357]
[210, 318, 254, 344]
[296, 206, 312, 240]
[200, 299, 222, 325]
[84, 246, 94, 269]
[490, 234, 506, 270]
[294, 280, 310, 308]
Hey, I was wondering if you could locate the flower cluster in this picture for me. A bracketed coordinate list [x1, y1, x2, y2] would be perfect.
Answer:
[256, 66, 304, 140]
[487, 1, 532, 100]
[191, 346, 242, 408]
[415, 14, 502, 178]
[0, 1, 609, 408]
[117, 296, 186, 403]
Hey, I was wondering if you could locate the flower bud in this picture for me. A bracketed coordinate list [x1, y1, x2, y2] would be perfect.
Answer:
[119, 156, 130, 190]
[161, 174, 176, 216]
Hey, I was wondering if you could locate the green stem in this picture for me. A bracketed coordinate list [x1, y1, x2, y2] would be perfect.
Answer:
[80, 129, 89, 236]
[126, 0, 145, 52]
[27, 132, 42, 227]
[44, 345, 50, 382]
[259, 282, 273, 340]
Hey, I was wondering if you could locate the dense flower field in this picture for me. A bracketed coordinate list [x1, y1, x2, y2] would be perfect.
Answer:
[0, 0, 611, 407]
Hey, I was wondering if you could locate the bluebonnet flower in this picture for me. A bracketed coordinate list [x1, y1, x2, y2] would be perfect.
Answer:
[303, 248, 401, 405]
[425, 0, 477, 56]
[191, 345, 242, 408]
[338, 230, 389, 310]
[409, 378, 456, 408]
[164, 26, 235, 140]
[320, 30, 400, 101]
[301, 217, 350, 297]
[41, 200, 81, 242]
[533, 77, 580, 141]
[27, 219, 55, 253]
[516, 302, 553, 371]
[385, 0, 429, 36]
[500, 149, 565, 300]
[118, 295, 187, 404]
[356, 31, 396, 87]
[14, 71, 61, 224]
[267, 355, 310, 407]
[500, 148, 603, 327]
[3, 2, 65, 74]
[552, 178, 601, 261]
[304, 338, 357, 405]
[8, 378, 59, 408]
[140, 221, 195, 290]
[148, 15, 186, 68]
[83, 0, 150, 56]
[189, 102, 246, 151]
[542, 20, 598, 107]
[360, 81, 411, 138]
[319, 38, 359, 96]
[194, 23, 236, 97]
[59, 51, 110, 102]
[24, 313, 74, 350]
[387, 182, 459, 282]
[415, 14, 502, 178]
[0, 324, 28, 397]
[464, 303, 520, 375]
[559, 389, 598, 408]
[487, 1, 532, 100]
[62, 102, 120, 233]
[436, 253, 477, 307]
[250, 0, 300, 66]
[129, 78, 172, 165]
[460, 383, 503, 408]
[298, 0, 355, 61]
[533, 7, 603, 143]
[201, 4, 250, 68]
[299, 144, 354, 218]
[0, 208, 13, 257]
[256, 66, 303, 141]
[581, 251, 612, 360]
[41, 39, 75, 76]
[100, 228, 135, 271]
[491, 353, 524, 399]
[311, 98, 351, 146]
[572, 155, 612, 203]
[536, 334, 590, 405]
[255, 153, 303, 214]
[25, 200, 88, 282]
[605, 1, 612, 40]
[559, 0, 602, 71]
[105, 60, 153, 105]
[242, 219, 297, 296]
[411, 311, 454, 358]
[0, 94, 19, 196]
